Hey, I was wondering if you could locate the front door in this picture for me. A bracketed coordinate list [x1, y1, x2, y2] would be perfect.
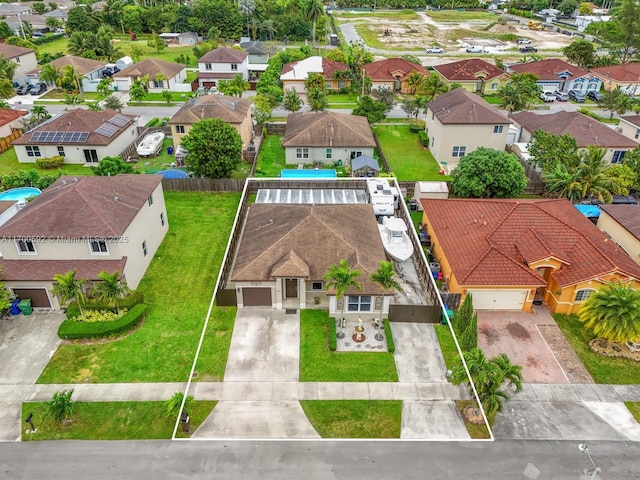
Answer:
[285, 279, 298, 298]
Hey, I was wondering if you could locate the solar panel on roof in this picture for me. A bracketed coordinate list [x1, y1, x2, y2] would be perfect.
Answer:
[108, 114, 130, 127]
[95, 122, 119, 138]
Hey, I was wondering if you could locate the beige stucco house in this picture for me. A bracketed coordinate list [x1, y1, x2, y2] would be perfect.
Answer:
[597, 205, 640, 267]
[425, 88, 511, 170]
[0, 43, 37, 85]
[618, 115, 640, 143]
[0, 175, 169, 309]
[112, 58, 189, 93]
[433, 58, 510, 95]
[167, 94, 253, 150]
[590, 62, 640, 95]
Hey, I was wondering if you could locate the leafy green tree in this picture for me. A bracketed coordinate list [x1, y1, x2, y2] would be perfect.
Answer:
[305, 72, 326, 94]
[66, 6, 100, 32]
[283, 89, 302, 112]
[574, 146, 624, 203]
[542, 162, 582, 201]
[130, 44, 146, 63]
[0, 78, 13, 99]
[308, 88, 327, 112]
[589, 0, 640, 63]
[579, 282, 640, 343]
[164, 392, 194, 418]
[45, 390, 76, 424]
[103, 94, 124, 111]
[302, 0, 323, 46]
[252, 94, 272, 125]
[598, 87, 635, 119]
[371, 86, 395, 110]
[352, 95, 387, 123]
[147, 31, 165, 54]
[326, 49, 347, 63]
[460, 313, 478, 352]
[31, 105, 50, 120]
[451, 148, 527, 198]
[0, 267, 12, 312]
[46, 17, 63, 31]
[97, 77, 113, 96]
[181, 118, 243, 178]
[369, 260, 403, 318]
[129, 75, 149, 103]
[68, 31, 96, 57]
[563, 39, 596, 69]
[619, 145, 640, 191]
[418, 74, 448, 101]
[323, 258, 362, 300]
[52, 270, 87, 315]
[161, 90, 173, 104]
[578, 1, 592, 14]
[0, 22, 14, 39]
[497, 84, 526, 113]
[528, 131, 580, 173]
[558, 0, 578, 14]
[405, 72, 426, 95]
[93, 270, 130, 314]
[4, 36, 37, 51]
[401, 98, 418, 119]
[93, 156, 135, 177]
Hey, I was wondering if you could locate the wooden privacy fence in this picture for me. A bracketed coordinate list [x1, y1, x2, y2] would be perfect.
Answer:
[371, 130, 391, 173]
[162, 178, 245, 191]
[0, 130, 22, 154]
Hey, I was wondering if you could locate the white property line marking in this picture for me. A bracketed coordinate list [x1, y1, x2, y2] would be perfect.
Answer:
[535, 324, 571, 385]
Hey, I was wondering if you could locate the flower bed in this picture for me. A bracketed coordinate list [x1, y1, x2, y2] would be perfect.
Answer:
[58, 305, 147, 339]
[589, 338, 640, 362]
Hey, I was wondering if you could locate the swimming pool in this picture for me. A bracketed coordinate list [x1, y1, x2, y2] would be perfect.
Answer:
[280, 169, 337, 179]
[0, 187, 42, 202]
[156, 169, 188, 179]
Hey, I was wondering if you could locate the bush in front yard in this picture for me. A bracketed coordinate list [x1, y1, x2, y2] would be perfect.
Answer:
[418, 131, 429, 147]
[36, 156, 65, 169]
[329, 317, 337, 351]
[384, 319, 395, 353]
[58, 304, 147, 339]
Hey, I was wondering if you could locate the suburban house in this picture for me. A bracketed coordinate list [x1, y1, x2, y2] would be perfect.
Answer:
[0, 43, 37, 85]
[43, 8, 68, 22]
[590, 63, 640, 95]
[0, 175, 169, 308]
[510, 111, 638, 164]
[425, 88, 512, 170]
[7, 14, 48, 33]
[280, 56, 350, 93]
[11, 109, 137, 164]
[27, 56, 107, 93]
[196, 47, 249, 89]
[159, 32, 199, 46]
[432, 59, 510, 95]
[168, 94, 253, 151]
[230, 203, 392, 316]
[0, 3, 31, 16]
[282, 111, 375, 166]
[239, 40, 270, 78]
[363, 58, 430, 94]
[507, 59, 602, 93]
[597, 205, 640, 266]
[112, 58, 188, 93]
[0, 109, 28, 137]
[618, 115, 640, 143]
[420, 198, 640, 313]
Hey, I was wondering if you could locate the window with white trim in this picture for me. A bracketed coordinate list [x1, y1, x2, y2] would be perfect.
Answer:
[296, 148, 309, 159]
[57, 146, 65, 157]
[26, 146, 41, 157]
[635, 128, 640, 140]
[325, 148, 332, 159]
[205, 63, 212, 70]
[348, 295, 372, 312]
[17, 239, 36, 254]
[231, 64, 238, 71]
[612, 150, 626, 164]
[575, 289, 594, 302]
[83, 149, 99, 163]
[89, 239, 108, 255]
[160, 212, 165, 227]
[491, 82, 498, 89]
[452, 146, 466, 157]
[493, 125, 503, 134]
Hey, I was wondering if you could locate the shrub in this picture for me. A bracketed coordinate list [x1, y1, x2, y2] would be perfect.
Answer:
[384, 319, 395, 353]
[145, 118, 159, 127]
[418, 130, 429, 147]
[65, 303, 81, 320]
[460, 313, 478, 352]
[77, 290, 144, 312]
[44, 389, 76, 423]
[58, 304, 147, 339]
[578, 107, 605, 122]
[329, 317, 337, 351]
[31, 33, 65, 45]
[36, 155, 65, 169]
[75, 309, 126, 323]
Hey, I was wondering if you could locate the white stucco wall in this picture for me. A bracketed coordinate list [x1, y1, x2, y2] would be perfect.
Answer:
[285, 146, 374, 165]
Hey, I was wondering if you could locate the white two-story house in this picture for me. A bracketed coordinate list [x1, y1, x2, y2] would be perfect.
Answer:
[196, 47, 249, 89]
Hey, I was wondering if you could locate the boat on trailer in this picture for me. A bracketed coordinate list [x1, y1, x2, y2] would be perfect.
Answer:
[378, 216, 414, 262]
[136, 131, 165, 157]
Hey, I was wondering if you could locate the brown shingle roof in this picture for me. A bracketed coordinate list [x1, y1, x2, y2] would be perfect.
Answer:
[51, 55, 106, 76]
[427, 88, 510, 125]
[113, 58, 185, 81]
[0, 108, 27, 126]
[11, 109, 135, 147]
[620, 115, 640, 128]
[198, 47, 248, 63]
[0, 43, 34, 59]
[283, 111, 376, 148]
[433, 58, 509, 82]
[231, 204, 388, 295]
[420, 198, 640, 288]
[363, 58, 429, 81]
[510, 111, 638, 148]
[508, 58, 594, 81]
[0, 175, 162, 238]
[599, 205, 640, 239]
[590, 62, 640, 82]
[168, 94, 251, 125]
[0, 258, 127, 281]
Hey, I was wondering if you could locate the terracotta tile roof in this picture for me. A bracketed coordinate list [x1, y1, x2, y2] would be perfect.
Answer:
[0, 175, 162, 238]
[0, 108, 27, 126]
[510, 111, 638, 148]
[51, 55, 106, 76]
[281, 56, 349, 81]
[620, 115, 640, 128]
[427, 88, 510, 125]
[507, 58, 594, 81]
[0, 258, 127, 281]
[433, 58, 509, 82]
[0, 43, 34, 59]
[113, 58, 185, 81]
[420, 198, 640, 288]
[590, 62, 640, 82]
[198, 47, 248, 63]
[363, 58, 429, 82]
[12, 109, 135, 147]
[231, 204, 389, 295]
[283, 111, 375, 148]
[599, 205, 640, 239]
[168, 94, 251, 125]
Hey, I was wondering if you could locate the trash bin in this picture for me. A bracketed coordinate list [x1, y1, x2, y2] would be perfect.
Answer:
[18, 299, 32, 315]
[180, 411, 190, 433]
[167, 146, 174, 155]
[113, 84, 119, 92]
[441, 306, 454, 325]
[10, 299, 21, 315]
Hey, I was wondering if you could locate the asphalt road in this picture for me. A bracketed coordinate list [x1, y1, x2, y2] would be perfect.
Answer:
[1, 439, 638, 479]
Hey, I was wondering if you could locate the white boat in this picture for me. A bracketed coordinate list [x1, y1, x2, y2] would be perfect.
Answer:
[378, 216, 414, 262]
[136, 132, 165, 157]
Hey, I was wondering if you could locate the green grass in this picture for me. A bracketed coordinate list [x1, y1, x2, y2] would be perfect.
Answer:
[553, 314, 640, 384]
[446, 28, 516, 43]
[434, 324, 460, 371]
[299, 310, 398, 382]
[300, 400, 401, 438]
[0, 147, 93, 177]
[482, 95, 502, 105]
[455, 400, 495, 439]
[254, 134, 285, 177]
[37, 192, 239, 383]
[21, 400, 216, 440]
[625, 402, 640, 423]
[327, 92, 359, 108]
[333, 10, 419, 20]
[373, 125, 451, 181]
[427, 11, 499, 22]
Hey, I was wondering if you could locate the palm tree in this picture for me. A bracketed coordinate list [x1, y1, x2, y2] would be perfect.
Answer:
[418, 73, 448, 100]
[496, 84, 525, 113]
[323, 258, 362, 301]
[303, 0, 323, 46]
[68, 31, 96, 57]
[405, 72, 425, 95]
[283, 88, 302, 112]
[39, 64, 61, 90]
[542, 162, 582, 201]
[31, 105, 50, 120]
[261, 19, 276, 41]
[238, 0, 256, 39]
[93, 270, 130, 314]
[578, 281, 640, 344]
[96, 77, 113, 96]
[52, 270, 88, 315]
[369, 260, 403, 328]
[60, 64, 81, 93]
[0, 58, 17, 81]
[164, 391, 194, 418]
[575, 146, 623, 203]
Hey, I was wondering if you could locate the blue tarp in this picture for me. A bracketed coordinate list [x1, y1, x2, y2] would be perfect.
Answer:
[575, 204, 600, 218]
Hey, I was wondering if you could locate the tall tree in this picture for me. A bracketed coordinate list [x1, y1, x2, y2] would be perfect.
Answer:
[528, 131, 580, 173]
[147, 31, 166, 54]
[323, 258, 362, 300]
[418, 73, 448, 101]
[369, 260, 403, 319]
[563, 39, 596, 69]
[181, 118, 243, 178]
[283, 88, 302, 112]
[598, 87, 635, 119]
[238, 0, 256, 39]
[352, 95, 387, 123]
[405, 72, 425, 95]
[93, 270, 130, 314]
[303, 0, 323, 46]
[542, 162, 582, 201]
[39, 64, 62, 90]
[574, 146, 624, 203]
[52, 270, 88, 315]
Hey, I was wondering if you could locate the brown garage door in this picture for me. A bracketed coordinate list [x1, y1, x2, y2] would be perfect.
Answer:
[12, 288, 51, 308]
[242, 287, 271, 306]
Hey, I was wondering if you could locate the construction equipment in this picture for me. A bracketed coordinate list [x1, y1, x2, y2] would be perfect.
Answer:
[527, 20, 543, 31]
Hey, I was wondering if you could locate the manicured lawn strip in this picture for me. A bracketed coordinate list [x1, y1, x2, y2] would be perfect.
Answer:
[625, 402, 640, 423]
[333, 10, 419, 20]
[37, 192, 240, 383]
[434, 324, 460, 371]
[194, 307, 237, 381]
[373, 125, 450, 181]
[21, 400, 216, 440]
[255, 134, 285, 177]
[41, 90, 103, 101]
[299, 310, 398, 382]
[454, 400, 494, 439]
[0, 147, 93, 177]
[301, 400, 401, 438]
[553, 314, 640, 384]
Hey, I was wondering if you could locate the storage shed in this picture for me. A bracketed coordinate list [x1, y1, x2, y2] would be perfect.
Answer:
[413, 182, 449, 211]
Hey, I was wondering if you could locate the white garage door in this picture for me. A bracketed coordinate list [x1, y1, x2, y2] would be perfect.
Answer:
[468, 289, 528, 310]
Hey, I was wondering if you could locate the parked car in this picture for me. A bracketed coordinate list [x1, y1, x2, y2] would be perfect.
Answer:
[539, 91, 555, 102]
[426, 46, 444, 54]
[519, 46, 538, 53]
[568, 90, 586, 102]
[466, 45, 486, 53]
[31, 32, 44, 38]
[102, 65, 120, 77]
[29, 83, 47, 95]
[554, 91, 569, 101]
[587, 90, 603, 101]
[15, 84, 31, 95]
[517, 38, 532, 44]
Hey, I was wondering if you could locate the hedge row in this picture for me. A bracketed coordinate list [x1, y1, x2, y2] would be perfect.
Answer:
[65, 291, 145, 320]
[31, 33, 66, 45]
[384, 319, 395, 353]
[418, 130, 429, 147]
[329, 317, 337, 351]
[58, 304, 147, 339]
[36, 155, 64, 169]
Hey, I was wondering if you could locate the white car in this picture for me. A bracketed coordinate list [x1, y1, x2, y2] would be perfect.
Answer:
[465, 45, 486, 53]
[426, 47, 444, 54]
[539, 91, 555, 102]
[517, 38, 532, 44]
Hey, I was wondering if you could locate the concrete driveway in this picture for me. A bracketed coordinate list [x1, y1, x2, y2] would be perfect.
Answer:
[390, 323, 447, 383]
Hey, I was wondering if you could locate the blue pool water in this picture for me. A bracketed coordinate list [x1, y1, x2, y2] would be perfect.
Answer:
[156, 169, 188, 179]
[280, 169, 337, 179]
[0, 187, 42, 202]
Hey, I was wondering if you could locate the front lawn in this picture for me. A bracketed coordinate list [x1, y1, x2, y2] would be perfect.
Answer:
[21, 400, 216, 440]
[37, 192, 239, 383]
[434, 323, 460, 371]
[553, 314, 640, 384]
[373, 125, 450, 181]
[0, 147, 93, 177]
[300, 400, 402, 438]
[255, 134, 285, 177]
[299, 310, 398, 382]
[625, 402, 640, 423]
